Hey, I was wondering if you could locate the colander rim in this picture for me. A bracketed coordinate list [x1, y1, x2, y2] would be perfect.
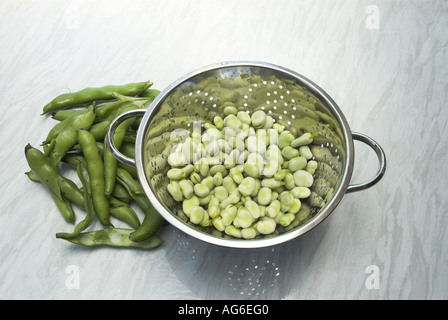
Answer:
[134, 61, 354, 248]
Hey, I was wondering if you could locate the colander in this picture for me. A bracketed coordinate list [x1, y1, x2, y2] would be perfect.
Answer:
[107, 61, 386, 248]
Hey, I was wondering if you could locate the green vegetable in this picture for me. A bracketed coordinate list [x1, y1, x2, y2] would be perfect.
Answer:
[293, 170, 314, 188]
[116, 168, 165, 242]
[103, 104, 138, 197]
[109, 197, 141, 229]
[26, 80, 164, 251]
[56, 160, 96, 239]
[25, 144, 84, 209]
[41, 81, 152, 114]
[58, 228, 162, 250]
[78, 129, 110, 226]
[47, 105, 96, 166]
[50, 191, 75, 223]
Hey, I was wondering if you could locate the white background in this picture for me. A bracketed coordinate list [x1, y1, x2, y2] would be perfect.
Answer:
[1, 0, 447, 299]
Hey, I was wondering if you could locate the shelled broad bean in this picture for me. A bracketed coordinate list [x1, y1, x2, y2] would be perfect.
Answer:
[166, 108, 318, 239]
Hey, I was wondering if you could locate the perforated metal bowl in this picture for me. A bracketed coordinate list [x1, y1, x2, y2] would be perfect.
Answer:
[107, 61, 386, 248]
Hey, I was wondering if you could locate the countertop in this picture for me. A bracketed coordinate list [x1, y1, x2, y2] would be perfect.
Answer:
[1, 0, 447, 300]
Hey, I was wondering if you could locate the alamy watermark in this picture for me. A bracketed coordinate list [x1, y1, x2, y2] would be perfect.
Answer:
[167, 121, 282, 167]
[365, 5, 380, 30]
[65, 265, 80, 289]
[65, 5, 80, 30]
[365, 265, 380, 290]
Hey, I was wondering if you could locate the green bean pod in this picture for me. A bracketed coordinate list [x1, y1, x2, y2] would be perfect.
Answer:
[116, 168, 165, 242]
[56, 160, 96, 239]
[58, 171, 86, 208]
[57, 228, 163, 250]
[138, 88, 161, 99]
[109, 197, 141, 229]
[51, 109, 82, 121]
[48, 104, 96, 165]
[47, 129, 78, 166]
[25, 144, 84, 208]
[77, 129, 110, 226]
[93, 100, 133, 123]
[89, 120, 111, 141]
[44, 104, 95, 145]
[62, 155, 138, 231]
[104, 105, 138, 197]
[111, 183, 132, 204]
[50, 190, 75, 223]
[42, 81, 153, 114]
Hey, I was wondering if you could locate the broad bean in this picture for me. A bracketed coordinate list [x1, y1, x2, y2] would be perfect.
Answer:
[235, 207, 254, 228]
[273, 169, 287, 181]
[291, 186, 311, 199]
[190, 206, 206, 225]
[293, 170, 314, 188]
[278, 131, 294, 149]
[219, 192, 240, 209]
[279, 191, 294, 212]
[251, 110, 266, 128]
[214, 186, 229, 201]
[241, 227, 257, 239]
[229, 167, 244, 184]
[257, 187, 272, 206]
[306, 160, 318, 175]
[238, 177, 256, 196]
[167, 181, 183, 201]
[291, 132, 313, 147]
[266, 200, 281, 218]
[237, 111, 251, 125]
[288, 198, 302, 214]
[281, 146, 299, 160]
[288, 156, 307, 172]
[299, 145, 313, 160]
[256, 217, 276, 235]
[208, 197, 221, 219]
[221, 205, 238, 226]
[261, 178, 282, 189]
[202, 176, 215, 190]
[225, 225, 242, 238]
[213, 172, 223, 186]
[212, 217, 225, 231]
[179, 179, 194, 199]
[183, 196, 200, 216]
[194, 183, 210, 198]
[279, 213, 295, 227]
[263, 160, 279, 177]
[245, 200, 261, 219]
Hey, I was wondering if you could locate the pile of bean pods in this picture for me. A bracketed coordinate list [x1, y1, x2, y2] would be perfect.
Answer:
[25, 80, 165, 250]
[166, 105, 322, 239]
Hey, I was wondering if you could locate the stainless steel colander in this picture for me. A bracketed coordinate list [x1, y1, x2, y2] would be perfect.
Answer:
[107, 61, 386, 248]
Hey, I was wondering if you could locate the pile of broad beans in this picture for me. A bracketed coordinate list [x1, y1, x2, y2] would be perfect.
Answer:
[25, 81, 164, 250]
[166, 105, 328, 239]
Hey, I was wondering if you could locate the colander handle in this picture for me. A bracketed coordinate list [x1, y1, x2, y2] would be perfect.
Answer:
[106, 109, 146, 167]
[346, 132, 386, 193]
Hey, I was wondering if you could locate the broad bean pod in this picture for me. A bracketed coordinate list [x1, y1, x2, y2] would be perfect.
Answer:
[42, 81, 152, 114]
[25, 144, 84, 209]
[77, 129, 110, 226]
[116, 168, 165, 242]
[58, 228, 162, 250]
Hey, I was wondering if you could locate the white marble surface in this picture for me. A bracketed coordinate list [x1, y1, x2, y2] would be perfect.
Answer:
[1, 0, 447, 300]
